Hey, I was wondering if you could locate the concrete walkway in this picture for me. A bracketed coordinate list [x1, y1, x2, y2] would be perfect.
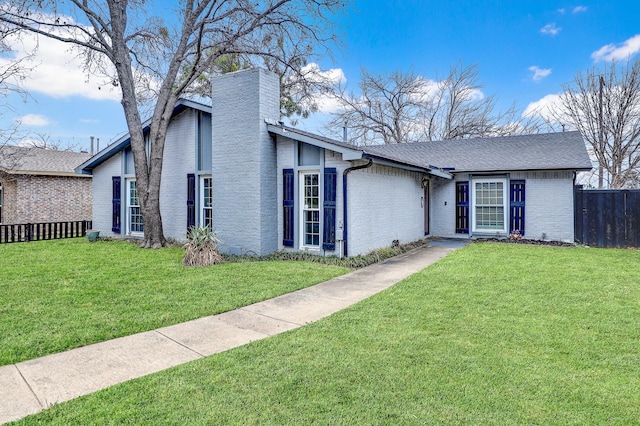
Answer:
[0, 241, 466, 424]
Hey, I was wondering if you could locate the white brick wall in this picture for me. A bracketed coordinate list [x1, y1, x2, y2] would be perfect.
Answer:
[430, 170, 576, 242]
[211, 68, 280, 255]
[276, 136, 294, 250]
[324, 150, 347, 254]
[159, 109, 196, 241]
[91, 109, 197, 241]
[348, 164, 425, 256]
[430, 175, 460, 239]
[512, 170, 575, 242]
[275, 140, 427, 256]
[92, 152, 122, 237]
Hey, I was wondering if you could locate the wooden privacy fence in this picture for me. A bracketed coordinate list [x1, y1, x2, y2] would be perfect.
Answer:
[574, 186, 640, 248]
[0, 220, 92, 244]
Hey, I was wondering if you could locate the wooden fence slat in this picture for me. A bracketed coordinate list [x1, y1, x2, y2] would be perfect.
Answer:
[574, 186, 640, 248]
[0, 221, 92, 244]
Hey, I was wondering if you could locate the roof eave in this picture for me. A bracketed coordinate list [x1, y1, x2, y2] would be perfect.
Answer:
[450, 166, 594, 174]
[76, 135, 132, 175]
[2, 166, 90, 177]
[362, 154, 453, 179]
[76, 99, 212, 175]
[266, 123, 364, 161]
[26, 171, 91, 177]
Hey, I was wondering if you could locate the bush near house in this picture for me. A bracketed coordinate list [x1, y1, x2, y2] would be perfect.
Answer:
[182, 226, 224, 267]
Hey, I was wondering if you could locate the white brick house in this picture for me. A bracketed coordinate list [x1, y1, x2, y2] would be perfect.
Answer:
[77, 68, 592, 256]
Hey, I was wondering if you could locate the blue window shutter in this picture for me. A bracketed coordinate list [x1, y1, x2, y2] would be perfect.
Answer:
[323, 167, 337, 250]
[187, 174, 196, 232]
[455, 181, 469, 234]
[112, 176, 121, 233]
[510, 180, 525, 235]
[283, 169, 294, 247]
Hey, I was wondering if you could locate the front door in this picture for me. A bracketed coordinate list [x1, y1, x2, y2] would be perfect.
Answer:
[424, 184, 430, 235]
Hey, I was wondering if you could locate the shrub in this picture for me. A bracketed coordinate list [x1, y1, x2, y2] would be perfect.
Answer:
[509, 230, 523, 240]
[222, 238, 431, 269]
[182, 226, 224, 267]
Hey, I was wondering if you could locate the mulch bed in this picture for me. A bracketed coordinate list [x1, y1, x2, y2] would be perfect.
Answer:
[475, 238, 576, 248]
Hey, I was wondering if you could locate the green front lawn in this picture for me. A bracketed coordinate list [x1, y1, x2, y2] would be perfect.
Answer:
[0, 239, 348, 366]
[15, 243, 640, 425]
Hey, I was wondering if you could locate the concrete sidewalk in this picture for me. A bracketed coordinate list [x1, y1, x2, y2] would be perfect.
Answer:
[0, 242, 465, 424]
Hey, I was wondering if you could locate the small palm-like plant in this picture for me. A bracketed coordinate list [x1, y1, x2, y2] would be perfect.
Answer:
[182, 226, 224, 267]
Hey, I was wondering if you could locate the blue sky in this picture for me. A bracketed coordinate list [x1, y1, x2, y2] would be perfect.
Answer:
[2, 0, 640, 152]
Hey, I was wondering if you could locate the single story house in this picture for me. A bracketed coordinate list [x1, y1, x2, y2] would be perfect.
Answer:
[77, 68, 592, 256]
[0, 146, 92, 224]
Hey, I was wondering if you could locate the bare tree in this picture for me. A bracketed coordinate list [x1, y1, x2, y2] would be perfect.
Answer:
[327, 68, 424, 145]
[552, 58, 640, 189]
[1, 0, 345, 247]
[0, 26, 35, 164]
[186, 49, 337, 125]
[329, 64, 537, 145]
[17, 132, 82, 151]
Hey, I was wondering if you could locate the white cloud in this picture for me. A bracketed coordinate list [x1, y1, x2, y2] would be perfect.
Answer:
[300, 62, 346, 85]
[523, 93, 562, 120]
[0, 12, 121, 101]
[529, 66, 552, 82]
[540, 23, 561, 36]
[314, 93, 344, 114]
[17, 113, 50, 126]
[293, 63, 347, 114]
[572, 5, 588, 13]
[591, 34, 640, 62]
[411, 77, 440, 102]
[557, 8, 566, 14]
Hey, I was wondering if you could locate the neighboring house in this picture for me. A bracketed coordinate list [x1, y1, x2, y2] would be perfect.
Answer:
[0, 146, 92, 224]
[77, 68, 592, 256]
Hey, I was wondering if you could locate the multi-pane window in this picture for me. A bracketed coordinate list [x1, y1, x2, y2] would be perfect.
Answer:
[128, 180, 143, 233]
[473, 179, 506, 232]
[200, 176, 213, 228]
[301, 172, 320, 247]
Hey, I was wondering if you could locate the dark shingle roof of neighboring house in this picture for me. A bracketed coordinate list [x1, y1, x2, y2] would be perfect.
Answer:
[362, 131, 593, 172]
[0, 146, 91, 177]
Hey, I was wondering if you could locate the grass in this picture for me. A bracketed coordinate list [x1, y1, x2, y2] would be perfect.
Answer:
[13, 243, 640, 425]
[0, 239, 348, 366]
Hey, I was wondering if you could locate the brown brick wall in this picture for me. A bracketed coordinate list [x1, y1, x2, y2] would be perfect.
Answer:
[0, 172, 92, 224]
[0, 172, 17, 224]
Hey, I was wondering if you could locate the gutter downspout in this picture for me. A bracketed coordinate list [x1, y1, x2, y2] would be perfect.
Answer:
[342, 158, 373, 257]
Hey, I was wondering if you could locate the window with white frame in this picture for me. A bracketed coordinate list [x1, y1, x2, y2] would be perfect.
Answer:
[127, 179, 144, 234]
[200, 175, 212, 228]
[300, 172, 320, 248]
[472, 178, 507, 233]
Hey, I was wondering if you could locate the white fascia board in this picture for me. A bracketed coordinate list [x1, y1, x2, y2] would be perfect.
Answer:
[427, 168, 454, 179]
[363, 155, 453, 179]
[76, 98, 210, 175]
[266, 124, 363, 161]
[365, 156, 425, 173]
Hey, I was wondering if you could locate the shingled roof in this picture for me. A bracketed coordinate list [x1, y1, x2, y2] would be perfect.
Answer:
[0, 146, 91, 177]
[362, 131, 593, 172]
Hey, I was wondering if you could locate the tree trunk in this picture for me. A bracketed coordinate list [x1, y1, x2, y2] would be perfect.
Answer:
[108, 0, 168, 248]
[140, 197, 166, 248]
